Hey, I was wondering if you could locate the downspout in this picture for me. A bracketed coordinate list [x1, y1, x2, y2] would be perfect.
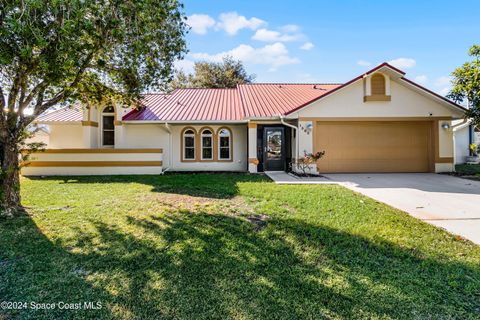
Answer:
[280, 115, 299, 168]
[451, 118, 469, 130]
[469, 124, 473, 145]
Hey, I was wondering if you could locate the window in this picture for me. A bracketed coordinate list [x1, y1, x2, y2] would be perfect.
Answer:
[201, 129, 213, 160]
[218, 128, 231, 160]
[371, 74, 386, 95]
[102, 106, 115, 146]
[183, 129, 196, 160]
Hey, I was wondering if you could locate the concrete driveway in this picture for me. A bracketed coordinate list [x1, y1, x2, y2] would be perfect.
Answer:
[323, 173, 480, 245]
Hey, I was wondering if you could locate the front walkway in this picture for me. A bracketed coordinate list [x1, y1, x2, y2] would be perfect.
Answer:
[266, 172, 480, 245]
[264, 171, 335, 184]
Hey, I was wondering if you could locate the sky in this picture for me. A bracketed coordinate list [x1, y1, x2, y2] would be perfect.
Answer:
[178, 0, 480, 96]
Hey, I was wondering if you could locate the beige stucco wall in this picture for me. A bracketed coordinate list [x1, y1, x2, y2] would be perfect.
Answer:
[295, 80, 462, 118]
[22, 151, 163, 176]
[170, 124, 247, 171]
[118, 124, 170, 167]
[290, 78, 464, 172]
[437, 120, 454, 158]
[25, 131, 50, 147]
[48, 124, 84, 148]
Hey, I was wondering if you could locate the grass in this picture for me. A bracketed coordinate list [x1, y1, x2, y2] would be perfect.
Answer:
[1, 173, 479, 319]
[455, 164, 480, 176]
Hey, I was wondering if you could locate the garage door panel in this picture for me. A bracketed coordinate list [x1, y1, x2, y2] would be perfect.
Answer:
[315, 121, 432, 173]
[324, 159, 429, 173]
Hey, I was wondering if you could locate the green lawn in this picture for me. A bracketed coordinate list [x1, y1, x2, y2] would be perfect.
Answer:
[1, 174, 479, 320]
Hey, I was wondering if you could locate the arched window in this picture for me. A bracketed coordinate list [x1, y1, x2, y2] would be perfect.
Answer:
[217, 128, 232, 160]
[201, 128, 213, 160]
[371, 74, 386, 95]
[182, 128, 196, 160]
[102, 106, 115, 146]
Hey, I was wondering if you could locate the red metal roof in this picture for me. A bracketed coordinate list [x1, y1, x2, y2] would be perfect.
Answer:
[123, 88, 244, 121]
[238, 83, 341, 118]
[35, 106, 83, 122]
[36, 63, 465, 123]
[123, 83, 341, 121]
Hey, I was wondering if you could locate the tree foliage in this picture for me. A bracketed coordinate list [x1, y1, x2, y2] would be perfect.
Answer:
[0, 0, 188, 215]
[170, 56, 255, 89]
[448, 45, 480, 125]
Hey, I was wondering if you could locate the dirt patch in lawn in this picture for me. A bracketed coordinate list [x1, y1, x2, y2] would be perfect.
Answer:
[246, 214, 269, 232]
[137, 193, 257, 216]
[134, 193, 273, 232]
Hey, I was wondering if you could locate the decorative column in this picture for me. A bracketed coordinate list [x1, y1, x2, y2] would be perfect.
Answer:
[82, 106, 99, 148]
[248, 122, 258, 173]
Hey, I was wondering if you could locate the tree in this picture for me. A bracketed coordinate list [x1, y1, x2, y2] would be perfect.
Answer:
[448, 45, 480, 125]
[170, 56, 255, 89]
[0, 0, 188, 216]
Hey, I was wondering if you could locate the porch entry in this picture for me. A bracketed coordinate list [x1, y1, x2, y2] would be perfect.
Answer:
[263, 127, 285, 171]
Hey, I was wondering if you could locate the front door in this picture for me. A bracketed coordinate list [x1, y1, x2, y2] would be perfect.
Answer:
[263, 127, 285, 171]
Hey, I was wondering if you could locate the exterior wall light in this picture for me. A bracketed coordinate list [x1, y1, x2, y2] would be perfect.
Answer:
[441, 123, 450, 130]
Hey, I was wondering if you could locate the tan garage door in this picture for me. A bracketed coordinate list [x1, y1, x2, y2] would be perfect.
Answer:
[315, 121, 433, 173]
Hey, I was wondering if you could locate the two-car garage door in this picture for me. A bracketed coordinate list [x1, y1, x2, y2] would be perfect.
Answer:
[315, 121, 433, 173]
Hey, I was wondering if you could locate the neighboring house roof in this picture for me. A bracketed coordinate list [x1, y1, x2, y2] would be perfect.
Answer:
[35, 106, 83, 122]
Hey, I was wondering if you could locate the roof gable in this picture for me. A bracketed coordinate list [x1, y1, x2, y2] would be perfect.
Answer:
[285, 63, 466, 115]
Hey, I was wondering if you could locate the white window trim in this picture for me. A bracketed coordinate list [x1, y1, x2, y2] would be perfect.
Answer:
[217, 129, 232, 160]
[200, 130, 213, 160]
[183, 130, 196, 160]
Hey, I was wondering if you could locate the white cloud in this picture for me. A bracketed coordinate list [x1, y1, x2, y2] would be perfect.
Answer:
[280, 24, 301, 33]
[357, 60, 371, 67]
[300, 42, 314, 50]
[438, 87, 451, 96]
[216, 12, 265, 35]
[296, 73, 318, 82]
[174, 59, 195, 73]
[435, 76, 451, 87]
[388, 58, 416, 69]
[414, 75, 428, 85]
[187, 14, 215, 35]
[433, 76, 452, 96]
[252, 28, 302, 42]
[191, 42, 300, 70]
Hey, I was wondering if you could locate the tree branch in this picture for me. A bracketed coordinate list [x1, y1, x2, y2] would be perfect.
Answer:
[18, 81, 47, 114]
[38, 50, 95, 111]
[7, 70, 21, 113]
[18, 87, 45, 130]
[0, 84, 5, 110]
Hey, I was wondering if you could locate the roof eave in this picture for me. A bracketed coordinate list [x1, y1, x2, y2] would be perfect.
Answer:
[33, 120, 82, 125]
[122, 120, 248, 124]
[399, 77, 467, 114]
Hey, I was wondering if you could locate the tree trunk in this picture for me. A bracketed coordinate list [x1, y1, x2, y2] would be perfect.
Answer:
[1, 137, 21, 217]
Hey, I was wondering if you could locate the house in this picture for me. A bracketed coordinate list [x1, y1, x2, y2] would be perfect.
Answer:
[453, 121, 479, 164]
[23, 63, 468, 176]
